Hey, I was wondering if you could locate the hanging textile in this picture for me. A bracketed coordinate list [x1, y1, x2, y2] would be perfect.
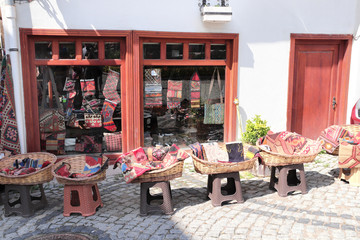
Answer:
[0, 55, 20, 154]
[167, 80, 183, 109]
[103, 69, 121, 104]
[190, 71, 201, 108]
[144, 68, 162, 108]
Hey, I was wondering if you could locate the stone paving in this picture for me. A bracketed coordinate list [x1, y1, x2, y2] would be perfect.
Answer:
[1, 153, 360, 239]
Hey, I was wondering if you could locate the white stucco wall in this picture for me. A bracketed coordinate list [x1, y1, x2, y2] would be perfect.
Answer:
[4, 0, 360, 144]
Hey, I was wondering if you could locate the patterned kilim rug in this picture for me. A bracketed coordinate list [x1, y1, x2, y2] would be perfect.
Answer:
[0, 55, 20, 154]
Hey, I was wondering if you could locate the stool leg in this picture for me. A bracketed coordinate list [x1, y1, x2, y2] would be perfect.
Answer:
[277, 167, 289, 197]
[269, 166, 277, 191]
[140, 183, 149, 216]
[210, 176, 223, 207]
[232, 174, 244, 204]
[159, 182, 174, 215]
[298, 164, 307, 194]
[207, 175, 213, 200]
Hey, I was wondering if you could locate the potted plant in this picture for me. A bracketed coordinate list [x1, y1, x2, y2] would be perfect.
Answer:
[242, 115, 271, 177]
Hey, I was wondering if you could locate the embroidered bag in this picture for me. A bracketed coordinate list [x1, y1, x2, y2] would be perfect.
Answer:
[203, 68, 224, 124]
[104, 132, 122, 152]
[84, 113, 102, 128]
[75, 135, 102, 153]
[167, 80, 183, 109]
[39, 68, 66, 133]
[40, 131, 66, 155]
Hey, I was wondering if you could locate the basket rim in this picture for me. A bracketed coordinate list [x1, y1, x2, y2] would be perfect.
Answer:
[190, 152, 257, 166]
[140, 160, 184, 175]
[256, 138, 321, 158]
[52, 155, 108, 182]
[0, 152, 56, 179]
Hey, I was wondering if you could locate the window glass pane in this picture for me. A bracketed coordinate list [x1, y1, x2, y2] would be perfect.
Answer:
[82, 42, 98, 59]
[143, 43, 160, 59]
[59, 42, 75, 59]
[211, 44, 226, 59]
[35, 42, 52, 59]
[105, 42, 120, 59]
[143, 66, 225, 148]
[37, 65, 121, 155]
[189, 44, 205, 59]
[166, 43, 183, 59]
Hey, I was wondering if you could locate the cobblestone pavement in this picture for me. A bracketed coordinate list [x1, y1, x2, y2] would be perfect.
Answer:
[1, 154, 360, 240]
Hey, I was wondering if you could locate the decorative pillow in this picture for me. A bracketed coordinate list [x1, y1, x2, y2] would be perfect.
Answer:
[83, 156, 103, 174]
[189, 142, 204, 160]
[226, 142, 244, 162]
[161, 144, 189, 168]
[318, 125, 353, 153]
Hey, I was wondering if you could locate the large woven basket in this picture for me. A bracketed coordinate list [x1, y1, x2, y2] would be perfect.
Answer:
[256, 138, 320, 166]
[332, 124, 360, 155]
[131, 161, 185, 183]
[52, 155, 108, 185]
[0, 152, 57, 185]
[190, 144, 257, 175]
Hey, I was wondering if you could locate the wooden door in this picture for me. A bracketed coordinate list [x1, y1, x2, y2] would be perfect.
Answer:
[289, 38, 351, 140]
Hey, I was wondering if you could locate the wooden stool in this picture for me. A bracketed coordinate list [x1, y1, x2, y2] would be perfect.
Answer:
[269, 164, 307, 197]
[207, 172, 244, 207]
[4, 184, 47, 217]
[140, 181, 174, 216]
[339, 168, 360, 186]
[63, 183, 103, 217]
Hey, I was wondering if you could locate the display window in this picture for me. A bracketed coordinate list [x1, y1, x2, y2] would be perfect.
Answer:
[20, 30, 238, 157]
[143, 66, 225, 148]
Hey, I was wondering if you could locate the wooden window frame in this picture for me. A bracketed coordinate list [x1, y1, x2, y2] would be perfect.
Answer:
[20, 29, 239, 158]
[133, 31, 239, 147]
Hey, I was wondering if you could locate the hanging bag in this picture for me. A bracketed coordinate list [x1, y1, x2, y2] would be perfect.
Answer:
[39, 67, 66, 133]
[203, 68, 224, 124]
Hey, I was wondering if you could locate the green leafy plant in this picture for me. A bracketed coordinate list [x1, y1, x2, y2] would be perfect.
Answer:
[242, 115, 270, 145]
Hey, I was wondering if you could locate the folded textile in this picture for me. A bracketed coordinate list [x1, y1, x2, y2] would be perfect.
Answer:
[318, 125, 353, 153]
[202, 142, 229, 162]
[114, 144, 186, 183]
[189, 142, 204, 160]
[226, 142, 244, 162]
[83, 155, 103, 174]
[261, 131, 322, 155]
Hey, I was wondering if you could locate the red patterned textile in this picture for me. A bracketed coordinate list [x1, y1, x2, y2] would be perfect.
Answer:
[260, 131, 322, 155]
[0, 56, 20, 154]
[317, 125, 353, 153]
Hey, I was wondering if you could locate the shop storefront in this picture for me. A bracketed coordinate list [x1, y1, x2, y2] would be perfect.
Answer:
[20, 29, 239, 159]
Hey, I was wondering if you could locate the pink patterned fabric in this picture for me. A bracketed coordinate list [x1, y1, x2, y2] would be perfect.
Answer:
[260, 131, 322, 155]
[317, 125, 353, 153]
[202, 142, 229, 162]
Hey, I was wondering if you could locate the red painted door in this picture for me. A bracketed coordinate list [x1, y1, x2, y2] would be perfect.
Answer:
[291, 42, 340, 139]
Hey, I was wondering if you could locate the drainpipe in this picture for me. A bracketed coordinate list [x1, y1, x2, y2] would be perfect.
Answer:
[1, 0, 26, 153]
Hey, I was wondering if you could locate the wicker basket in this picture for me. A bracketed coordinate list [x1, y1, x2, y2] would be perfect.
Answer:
[0, 152, 57, 185]
[190, 144, 257, 175]
[131, 161, 185, 183]
[331, 124, 360, 155]
[52, 155, 108, 185]
[0, 150, 11, 159]
[256, 138, 320, 166]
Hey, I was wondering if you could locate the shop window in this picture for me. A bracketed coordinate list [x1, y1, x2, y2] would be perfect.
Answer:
[143, 66, 225, 148]
[211, 44, 226, 59]
[105, 42, 120, 59]
[82, 42, 99, 59]
[166, 43, 183, 59]
[143, 43, 161, 59]
[59, 42, 76, 59]
[189, 43, 205, 59]
[37, 65, 121, 155]
[35, 42, 52, 59]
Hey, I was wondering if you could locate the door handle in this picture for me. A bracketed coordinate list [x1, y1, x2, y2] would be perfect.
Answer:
[332, 97, 337, 110]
